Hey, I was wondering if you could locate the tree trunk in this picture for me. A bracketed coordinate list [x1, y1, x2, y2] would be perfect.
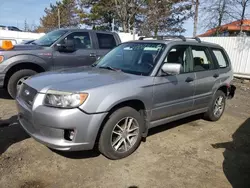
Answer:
[122, 22, 128, 32]
[216, 0, 225, 36]
[193, 0, 199, 37]
[240, 0, 246, 32]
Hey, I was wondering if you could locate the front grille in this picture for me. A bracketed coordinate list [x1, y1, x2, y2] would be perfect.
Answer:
[20, 84, 38, 106]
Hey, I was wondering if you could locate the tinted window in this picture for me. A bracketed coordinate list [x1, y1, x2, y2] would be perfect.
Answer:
[97, 33, 116, 49]
[95, 43, 166, 75]
[212, 49, 228, 68]
[164, 46, 192, 73]
[191, 46, 214, 71]
[60, 32, 92, 49]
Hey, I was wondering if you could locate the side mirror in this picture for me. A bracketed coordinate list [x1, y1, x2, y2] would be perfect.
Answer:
[56, 39, 75, 52]
[161, 63, 181, 75]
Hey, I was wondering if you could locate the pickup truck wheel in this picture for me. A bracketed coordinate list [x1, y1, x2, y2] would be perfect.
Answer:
[98, 107, 144, 160]
[204, 90, 226, 121]
[7, 69, 37, 98]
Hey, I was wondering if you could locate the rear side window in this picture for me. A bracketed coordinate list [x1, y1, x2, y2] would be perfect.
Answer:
[191, 46, 215, 71]
[212, 49, 229, 68]
[97, 33, 116, 49]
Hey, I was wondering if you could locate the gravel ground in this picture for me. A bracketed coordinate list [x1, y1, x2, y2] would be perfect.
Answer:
[0, 79, 250, 188]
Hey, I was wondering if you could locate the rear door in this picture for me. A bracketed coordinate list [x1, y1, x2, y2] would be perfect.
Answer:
[94, 32, 118, 59]
[53, 31, 97, 69]
[192, 46, 220, 109]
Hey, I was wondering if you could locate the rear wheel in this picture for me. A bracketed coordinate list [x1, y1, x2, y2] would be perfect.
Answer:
[204, 90, 226, 121]
[7, 69, 37, 98]
[98, 107, 144, 160]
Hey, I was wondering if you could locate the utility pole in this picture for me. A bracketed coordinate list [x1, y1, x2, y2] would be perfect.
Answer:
[58, 8, 61, 29]
[193, 0, 199, 37]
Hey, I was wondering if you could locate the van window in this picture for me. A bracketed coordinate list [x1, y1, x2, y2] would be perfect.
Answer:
[97, 33, 116, 49]
[212, 49, 228, 68]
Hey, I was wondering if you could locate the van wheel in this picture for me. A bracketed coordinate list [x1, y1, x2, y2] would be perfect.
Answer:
[7, 69, 37, 98]
[204, 90, 226, 121]
[98, 107, 144, 160]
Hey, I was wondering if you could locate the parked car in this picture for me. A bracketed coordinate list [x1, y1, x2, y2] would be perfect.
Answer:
[0, 29, 121, 98]
[16, 36, 236, 160]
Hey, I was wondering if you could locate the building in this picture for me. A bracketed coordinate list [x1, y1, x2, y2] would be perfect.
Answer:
[198, 20, 250, 37]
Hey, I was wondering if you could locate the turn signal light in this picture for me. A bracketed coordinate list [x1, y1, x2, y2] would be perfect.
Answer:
[1, 40, 14, 50]
[0, 55, 4, 63]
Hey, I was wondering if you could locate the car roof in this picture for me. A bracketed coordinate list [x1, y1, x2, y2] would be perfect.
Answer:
[124, 39, 222, 49]
[56, 28, 116, 35]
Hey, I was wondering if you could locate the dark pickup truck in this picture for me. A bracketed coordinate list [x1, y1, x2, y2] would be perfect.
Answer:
[0, 29, 121, 98]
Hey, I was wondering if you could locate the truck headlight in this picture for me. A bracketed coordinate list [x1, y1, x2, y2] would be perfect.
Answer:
[44, 90, 88, 108]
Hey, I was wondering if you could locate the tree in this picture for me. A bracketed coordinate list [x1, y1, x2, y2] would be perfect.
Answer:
[192, 0, 199, 37]
[200, 0, 235, 35]
[76, 0, 144, 32]
[140, 0, 193, 36]
[76, 0, 118, 31]
[233, 0, 250, 32]
[39, 0, 79, 32]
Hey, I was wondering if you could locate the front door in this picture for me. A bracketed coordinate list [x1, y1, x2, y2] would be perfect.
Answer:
[151, 45, 195, 122]
[53, 31, 97, 70]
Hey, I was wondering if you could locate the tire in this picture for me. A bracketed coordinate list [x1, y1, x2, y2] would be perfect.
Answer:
[7, 69, 37, 98]
[204, 90, 226, 121]
[98, 107, 144, 160]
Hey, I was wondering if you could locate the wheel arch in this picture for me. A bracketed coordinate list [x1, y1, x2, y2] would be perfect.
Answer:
[94, 99, 149, 145]
[4, 62, 45, 87]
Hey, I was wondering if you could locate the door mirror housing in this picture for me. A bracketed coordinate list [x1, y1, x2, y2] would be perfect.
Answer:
[56, 39, 75, 52]
[161, 63, 182, 75]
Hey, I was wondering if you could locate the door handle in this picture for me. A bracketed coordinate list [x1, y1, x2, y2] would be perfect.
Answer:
[185, 77, 194, 83]
[213, 73, 219, 78]
[89, 53, 96, 57]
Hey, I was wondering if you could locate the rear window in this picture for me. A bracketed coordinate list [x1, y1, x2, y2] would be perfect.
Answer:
[212, 49, 229, 68]
[97, 33, 117, 49]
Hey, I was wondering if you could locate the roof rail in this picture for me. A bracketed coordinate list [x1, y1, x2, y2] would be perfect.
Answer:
[186, 37, 201, 43]
[138, 35, 201, 43]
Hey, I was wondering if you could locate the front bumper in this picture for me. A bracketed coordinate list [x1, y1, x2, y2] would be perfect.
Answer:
[16, 93, 108, 151]
[0, 73, 5, 88]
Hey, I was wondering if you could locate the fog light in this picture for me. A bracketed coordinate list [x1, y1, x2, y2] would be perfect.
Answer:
[64, 129, 75, 141]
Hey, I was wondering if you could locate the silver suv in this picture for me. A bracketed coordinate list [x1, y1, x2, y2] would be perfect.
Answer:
[16, 36, 236, 160]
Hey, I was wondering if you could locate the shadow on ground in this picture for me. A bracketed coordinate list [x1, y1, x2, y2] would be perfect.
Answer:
[52, 148, 101, 159]
[0, 89, 11, 99]
[0, 115, 29, 155]
[212, 118, 250, 188]
[148, 114, 203, 137]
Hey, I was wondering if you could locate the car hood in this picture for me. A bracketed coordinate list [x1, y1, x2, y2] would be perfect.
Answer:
[0, 44, 43, 52]
[25, 66, 144, 93]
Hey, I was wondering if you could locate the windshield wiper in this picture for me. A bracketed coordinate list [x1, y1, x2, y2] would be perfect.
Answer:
[98, 66, 120, 71]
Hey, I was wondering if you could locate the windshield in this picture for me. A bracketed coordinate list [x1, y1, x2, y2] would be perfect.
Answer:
[34, 30, 67, 46]
[95, 42, 166, 76]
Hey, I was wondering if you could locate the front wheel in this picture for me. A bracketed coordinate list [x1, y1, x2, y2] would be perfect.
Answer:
[204, 90, 226, 121]
[98, 107, 144, 160]
[7, 69, 37, 98]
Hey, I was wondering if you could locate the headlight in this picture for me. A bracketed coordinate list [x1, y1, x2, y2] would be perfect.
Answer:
[44, 90, 88, 108]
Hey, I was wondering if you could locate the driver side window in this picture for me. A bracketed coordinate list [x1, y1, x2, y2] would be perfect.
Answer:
[59, 32, 92, 49]
[164, 46, 193, 73]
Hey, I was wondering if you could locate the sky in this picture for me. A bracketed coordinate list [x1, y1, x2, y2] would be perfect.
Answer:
[1, 0, 246, 37]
